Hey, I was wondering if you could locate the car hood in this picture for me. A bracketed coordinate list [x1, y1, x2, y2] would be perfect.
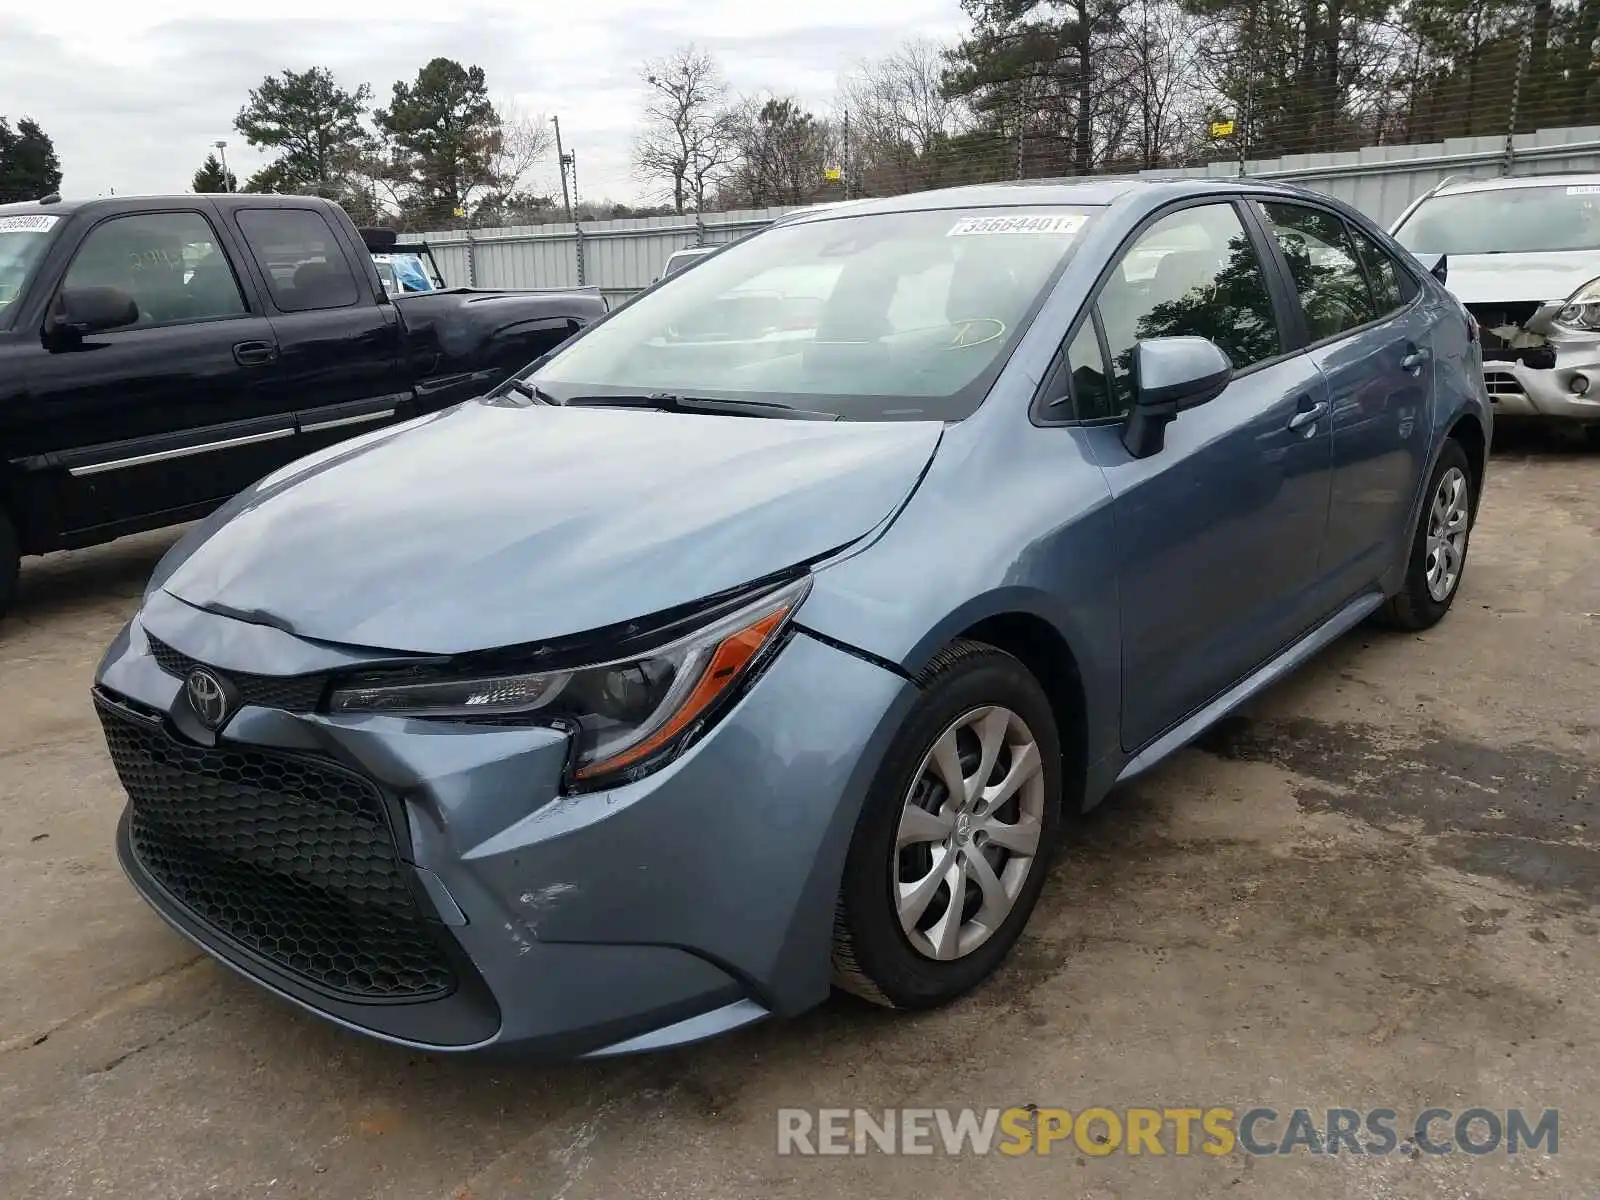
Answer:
[1443, 250, 1600, 305]
[158, 400, 943, 655]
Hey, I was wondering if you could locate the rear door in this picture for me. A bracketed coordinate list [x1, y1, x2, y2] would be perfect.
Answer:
[18, 207, 288, 540]
[1253, 201, 1435, 602]
[229, 206, 410, 456]
[1071, 199, 1335, 751]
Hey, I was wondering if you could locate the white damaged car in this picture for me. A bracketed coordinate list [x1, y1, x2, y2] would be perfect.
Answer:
[1392, 172, 1600, 440]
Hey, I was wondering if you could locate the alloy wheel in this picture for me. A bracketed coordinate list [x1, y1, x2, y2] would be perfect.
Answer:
[893, 705, 1046, 961]
[1424, 465, 1471, 602]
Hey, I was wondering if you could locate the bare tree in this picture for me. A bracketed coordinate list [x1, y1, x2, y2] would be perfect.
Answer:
[1103, 0, 1207, 168]
[633, 45, 735, 213]
[491, 100, 554, 195]
[836, 39, 970, 193]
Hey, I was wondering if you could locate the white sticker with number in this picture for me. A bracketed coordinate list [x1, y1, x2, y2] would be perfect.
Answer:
[1567, 185, 1600, 195]
[0, 214, 59, 233]
[947, 213, 1087, 237]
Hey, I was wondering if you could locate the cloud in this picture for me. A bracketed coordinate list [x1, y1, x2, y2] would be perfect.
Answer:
[0, 1, 965, 207]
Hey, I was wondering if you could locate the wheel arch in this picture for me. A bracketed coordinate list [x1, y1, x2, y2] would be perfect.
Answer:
[865, 587, 1106, 812]
[1445, 410, 1488, 520]
[953, 611, 1091, 813]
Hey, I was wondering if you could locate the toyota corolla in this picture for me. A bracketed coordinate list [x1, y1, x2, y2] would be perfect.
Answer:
[95, 178, 1489, 1058]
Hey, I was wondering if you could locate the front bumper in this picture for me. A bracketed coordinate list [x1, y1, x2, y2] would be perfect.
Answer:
[1478, 323, 1600, 420]
[95, 590, 914, 1058]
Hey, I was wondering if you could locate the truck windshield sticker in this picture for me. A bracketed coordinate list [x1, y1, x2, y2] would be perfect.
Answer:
[0, 214, 59, 233]
[947, 214, 1087, 237]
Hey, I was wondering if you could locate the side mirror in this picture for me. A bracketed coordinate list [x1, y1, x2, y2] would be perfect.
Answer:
[1122, 336, 1232, 459]
[46, 285, 139, 340]
[1413, 251, 1448, 285]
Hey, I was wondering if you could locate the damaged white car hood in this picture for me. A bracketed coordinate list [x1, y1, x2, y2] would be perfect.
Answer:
[1444, 250, 1600, 306]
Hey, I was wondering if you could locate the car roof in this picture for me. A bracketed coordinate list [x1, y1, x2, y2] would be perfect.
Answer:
[1429, 172, 1600, 196]
[773, 176, 1340, 224]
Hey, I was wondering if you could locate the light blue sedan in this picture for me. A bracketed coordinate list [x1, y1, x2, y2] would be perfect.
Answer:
[94, 177, 1489, 1058]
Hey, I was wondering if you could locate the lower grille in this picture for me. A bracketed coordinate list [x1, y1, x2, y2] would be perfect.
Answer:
[146, 634, 329, 712]
[97, 692, 455, 1002]
[1484, 371, 1525, 397]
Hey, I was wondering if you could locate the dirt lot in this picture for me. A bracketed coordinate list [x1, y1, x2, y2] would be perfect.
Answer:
[1, 431, 1597, 1200]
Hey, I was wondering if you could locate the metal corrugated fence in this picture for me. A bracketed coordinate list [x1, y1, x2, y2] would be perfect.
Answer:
[420, 125, 1600, 298]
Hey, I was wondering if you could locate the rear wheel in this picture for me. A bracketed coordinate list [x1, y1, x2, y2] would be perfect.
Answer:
[1376, 439, 1475, 631]
[831, 640, 1063, 1010]
[0, 508, 18, 622]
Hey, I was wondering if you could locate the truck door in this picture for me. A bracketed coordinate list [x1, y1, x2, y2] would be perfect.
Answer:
[19, 208, 289, 541]
[230, 206, 410, 456]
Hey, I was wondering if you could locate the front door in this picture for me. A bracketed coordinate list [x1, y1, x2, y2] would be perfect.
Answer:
[19, 209, 288, 541]
[1076, 199, 1335, 752]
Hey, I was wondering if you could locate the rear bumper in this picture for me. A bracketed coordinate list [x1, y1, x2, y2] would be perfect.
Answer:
[95, 596, 914, 1058]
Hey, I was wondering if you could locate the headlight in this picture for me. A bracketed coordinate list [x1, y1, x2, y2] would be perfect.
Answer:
[328, 576, 810, 788]
[1557, 276, 1600, 330]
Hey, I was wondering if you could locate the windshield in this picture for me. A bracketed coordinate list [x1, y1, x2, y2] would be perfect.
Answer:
[1395, 185, 1600, 255]
[536, 206, 1098, 421]
[0, 214, 61, 320]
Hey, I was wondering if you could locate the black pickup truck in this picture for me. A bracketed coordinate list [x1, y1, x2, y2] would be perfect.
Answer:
[0, 193, 605, 617]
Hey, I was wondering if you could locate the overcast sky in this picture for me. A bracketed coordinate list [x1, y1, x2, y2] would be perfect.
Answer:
[0, 0, 966, 208]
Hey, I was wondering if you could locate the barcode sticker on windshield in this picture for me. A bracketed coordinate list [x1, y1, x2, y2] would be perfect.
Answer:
[0, 214, 58, 233]
[948, 214, 1086, 237]
[1567, 185, 1600, 195]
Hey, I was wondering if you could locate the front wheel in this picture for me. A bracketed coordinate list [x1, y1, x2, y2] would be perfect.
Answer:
[831, 640, 1062, 1010]
[1376, 439, 1475, 631]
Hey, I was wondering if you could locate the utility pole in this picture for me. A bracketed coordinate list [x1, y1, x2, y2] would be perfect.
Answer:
[551, 115, 574, 221]
[1504, 13, 1533, 175]
[841, 107, 851, 200]
[213, 140, 232, 191]
[1239, 1, 1255, 177]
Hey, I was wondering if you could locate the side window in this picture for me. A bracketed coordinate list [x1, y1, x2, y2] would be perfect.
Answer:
[1066, 317, 1116, 420]
[236, 209, 360, 313]
[1347, 224, 1410, 314]
[60, 212, 246, 328]
[1259, 203, 1377, 340]
[1098, 202, 1283, 408]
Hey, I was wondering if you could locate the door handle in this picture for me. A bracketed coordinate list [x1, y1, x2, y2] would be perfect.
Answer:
[1400, 348, 1430, 372]
[233, 340, 278, 367]
[1288, 400, 1329, 432]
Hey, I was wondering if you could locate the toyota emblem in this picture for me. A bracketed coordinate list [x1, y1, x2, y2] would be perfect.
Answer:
[184, 667, 233, 730]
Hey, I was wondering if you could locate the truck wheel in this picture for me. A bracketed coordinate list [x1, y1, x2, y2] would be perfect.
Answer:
[0, 509, 18, 622]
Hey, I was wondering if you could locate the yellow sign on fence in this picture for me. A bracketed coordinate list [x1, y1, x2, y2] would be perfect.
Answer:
[823, 167, 842, 182]
[1209, 120, 1236, 138]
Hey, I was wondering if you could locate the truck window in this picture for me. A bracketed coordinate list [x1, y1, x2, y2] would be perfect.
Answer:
[60, 212, 247, 328]
[237, 208, 361, 313]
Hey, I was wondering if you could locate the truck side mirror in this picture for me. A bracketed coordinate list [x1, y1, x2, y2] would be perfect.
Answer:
[45, 285, 140, 341]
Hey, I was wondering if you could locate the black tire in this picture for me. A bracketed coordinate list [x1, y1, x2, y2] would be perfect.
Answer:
[0, 508, 17, 622]
[831, 639, 1063, 1010]
[1582, 423, 1600, 451]
[1375, 438, 1475, 631]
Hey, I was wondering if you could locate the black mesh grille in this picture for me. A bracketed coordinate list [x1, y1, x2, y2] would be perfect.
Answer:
[146, 634, 328, 712]
[97, 692, 456, 1002]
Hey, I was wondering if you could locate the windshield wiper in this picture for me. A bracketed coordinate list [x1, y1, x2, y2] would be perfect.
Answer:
[502, 378, 559, 405]
[562, 393, 839, 421]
